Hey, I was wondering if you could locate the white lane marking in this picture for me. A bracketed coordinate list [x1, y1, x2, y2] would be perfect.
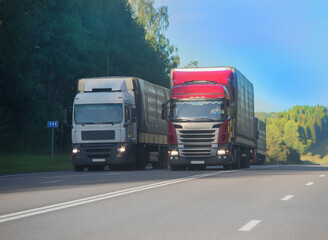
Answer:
[107, 173, 122, 176]
[238, 220, 262, 232]
[0, 171, 234, 223]
[42, 180, 64, 184]
[305, 182, 314, 186]
[250, 165, 279, 169]
[281, 195, 294, 201]
[320, 175, 325, 177]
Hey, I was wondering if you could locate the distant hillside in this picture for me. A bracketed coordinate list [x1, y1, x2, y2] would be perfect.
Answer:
[301, 136, 328, 165]
[256, 105, 328, 164]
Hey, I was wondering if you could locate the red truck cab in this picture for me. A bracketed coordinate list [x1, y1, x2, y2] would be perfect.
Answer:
[163, 67, 256, 171]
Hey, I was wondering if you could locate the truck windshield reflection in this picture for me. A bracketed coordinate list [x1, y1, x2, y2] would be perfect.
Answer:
[171, 100, 225, 121]
[74, 104, 123, 124]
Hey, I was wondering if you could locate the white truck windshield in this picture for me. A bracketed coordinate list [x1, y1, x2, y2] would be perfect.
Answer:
[74, 104, 123, 124]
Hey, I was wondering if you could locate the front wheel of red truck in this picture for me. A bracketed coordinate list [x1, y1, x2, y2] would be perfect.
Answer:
[232, 147, 240, 169]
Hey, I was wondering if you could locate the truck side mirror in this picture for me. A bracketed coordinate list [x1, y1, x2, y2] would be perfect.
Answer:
[230, 106, 236, 119]
[63, 107, 72, 126]
[257, 130, 259, 139]
[161, 103, 167, 120]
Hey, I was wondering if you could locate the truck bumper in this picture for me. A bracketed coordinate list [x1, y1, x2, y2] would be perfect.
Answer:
[168, 144, 232, 167]
[72, 142, 133, 166]
[168, 155, 231, 166]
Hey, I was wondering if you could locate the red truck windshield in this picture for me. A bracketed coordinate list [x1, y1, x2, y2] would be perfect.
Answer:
[171, 100, 226, 122]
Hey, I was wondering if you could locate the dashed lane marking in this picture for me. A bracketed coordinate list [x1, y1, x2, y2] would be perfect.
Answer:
[281, 195, 294, 201]
[238, 220, 262, 232]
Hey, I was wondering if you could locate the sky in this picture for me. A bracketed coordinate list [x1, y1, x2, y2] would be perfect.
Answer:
[154, 0, 328, 112]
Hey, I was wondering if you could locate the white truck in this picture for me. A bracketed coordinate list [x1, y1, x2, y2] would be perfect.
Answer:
[71, 77, 170, 171]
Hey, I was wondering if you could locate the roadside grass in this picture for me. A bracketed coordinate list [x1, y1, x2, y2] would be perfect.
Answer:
[307, 137, 328, 158]
[0, 153, 73, 174]
[300, 137, 328, 165]
[300, 154, 328, 165]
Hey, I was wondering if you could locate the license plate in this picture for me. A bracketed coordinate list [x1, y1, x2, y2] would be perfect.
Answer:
[92, 159, 105, 162]
[191, 161, 205, 164]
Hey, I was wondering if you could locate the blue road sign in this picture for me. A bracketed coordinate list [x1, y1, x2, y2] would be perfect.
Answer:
[47, 121, 58, 128]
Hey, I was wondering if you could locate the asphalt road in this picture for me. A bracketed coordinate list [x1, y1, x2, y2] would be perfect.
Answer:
[0, 165, 327, 240]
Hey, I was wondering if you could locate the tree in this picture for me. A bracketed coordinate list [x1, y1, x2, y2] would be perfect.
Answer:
[0, 0, 179, 153]
[185, 60, 199, 68]
[128, 0, 180, 76]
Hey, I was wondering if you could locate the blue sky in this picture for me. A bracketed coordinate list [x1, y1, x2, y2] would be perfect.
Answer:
[154, 0, 328, 112]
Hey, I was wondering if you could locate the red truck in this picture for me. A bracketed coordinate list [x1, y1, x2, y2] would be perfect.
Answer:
[162, 66, 256, 170]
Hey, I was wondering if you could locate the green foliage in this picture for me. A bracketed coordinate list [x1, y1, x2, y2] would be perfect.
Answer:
[257, 105, 328, 163]
[185, 60, 199, 68]
[0, 0, 178, 153]
[128, 0, 180, 75]
[0, 153, 72, 174]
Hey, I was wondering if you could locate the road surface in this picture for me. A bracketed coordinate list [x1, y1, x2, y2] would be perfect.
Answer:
[0, 165, 327, 240]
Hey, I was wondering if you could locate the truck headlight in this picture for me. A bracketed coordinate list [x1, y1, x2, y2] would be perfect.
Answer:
[170, 150, 179, 156]
[72, 148, 80, 154]
[117, 146, 126, 152]
[217, 149, 226, 155]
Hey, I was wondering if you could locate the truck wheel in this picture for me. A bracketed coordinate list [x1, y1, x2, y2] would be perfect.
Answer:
[241, 148, 250, 169]
[74, 165, 84, 172]
[158, 148, 168, 169]
[232, 147, 240, 169]
[126, 147, 136, 170]
[136, 144, 148, 170]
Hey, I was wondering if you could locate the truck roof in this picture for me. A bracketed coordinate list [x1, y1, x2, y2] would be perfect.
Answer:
[77, 76, 136, 93]
[170, 66, 235, 87]
[171, 84, 227, 99]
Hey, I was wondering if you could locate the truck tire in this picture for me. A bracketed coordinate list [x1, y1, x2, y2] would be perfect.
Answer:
[136, 144, 149, 170]
[126, 146, 136, 170]
[241, 148, 250, 169]
[158, 148, 168, 169]
[232, 147, 240, 169]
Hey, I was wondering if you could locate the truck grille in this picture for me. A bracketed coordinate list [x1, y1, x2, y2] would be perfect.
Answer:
[177, 130, 217, 157]
[82, 130, 115, 140]
[82, 143, 116, 159]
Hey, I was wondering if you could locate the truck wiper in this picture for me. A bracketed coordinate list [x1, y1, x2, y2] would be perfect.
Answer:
[98, 122, 115, 125]
[182, 80, 218, 85]
[193, 118, 217, 122]
[81, 122, 97, 126]
[81, 122, 116, 125]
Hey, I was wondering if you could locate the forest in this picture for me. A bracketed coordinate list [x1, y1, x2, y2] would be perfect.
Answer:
[1, 0, 327, 165]
[256, 105, 328, 164]
[0, 0, 179, 153]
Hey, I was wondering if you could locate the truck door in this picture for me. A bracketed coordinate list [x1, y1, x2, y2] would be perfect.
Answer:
[125, 106, 132, 139]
